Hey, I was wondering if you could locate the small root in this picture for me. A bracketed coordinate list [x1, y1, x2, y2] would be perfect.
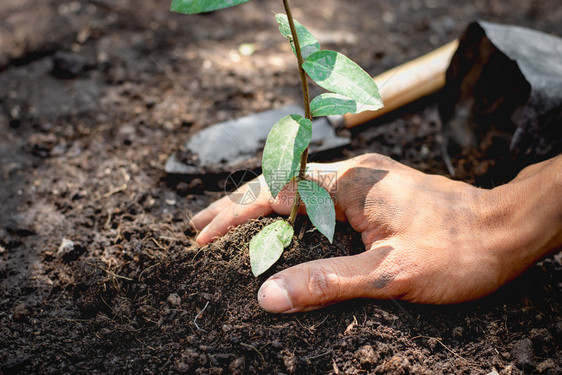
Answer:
[194, 301, 210, 331]
[102, 167, 130, 198]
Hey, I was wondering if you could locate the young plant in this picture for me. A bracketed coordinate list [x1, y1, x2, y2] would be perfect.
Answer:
[171, 0, 383, 276]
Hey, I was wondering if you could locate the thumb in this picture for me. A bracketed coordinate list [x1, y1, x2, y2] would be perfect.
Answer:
[257, 246, 402, 313]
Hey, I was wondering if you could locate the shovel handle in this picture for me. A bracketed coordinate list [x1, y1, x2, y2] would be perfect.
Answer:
[343, 39, 459, 128]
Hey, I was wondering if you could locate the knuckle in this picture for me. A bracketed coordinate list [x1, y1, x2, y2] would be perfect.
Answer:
[388, 260, 415, 296]
[306, 265, 340, 305]
[393, 272, 413, 297]
[350, 153, 376, 164]
[357, 153, 396, 167]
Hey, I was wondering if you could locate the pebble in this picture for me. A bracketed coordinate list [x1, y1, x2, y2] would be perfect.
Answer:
[51, 51, 86, 78]
[452, 326, 464, 338]
[13, 303, 28, 321]
[387, 355, 410, 369]
[188, 178, 203, 192]
[511, 338, 534, 368]
[58, 238, 75, 254]
[356, 345, 379, 365]
[381, 310, 399, 321]
[167, 293, 181, 307]
[536, 359, 557, 373]
[228, 357, 245, 375]
[57, 238, 85, 262]
[176, 182, 190, 197]
[283, 350, 296, 373]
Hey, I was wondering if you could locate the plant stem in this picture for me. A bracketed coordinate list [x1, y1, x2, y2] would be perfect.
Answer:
[283, 0, 311, 226]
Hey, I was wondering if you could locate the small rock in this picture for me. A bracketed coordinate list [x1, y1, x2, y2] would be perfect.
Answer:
[118, 124, 136, 136]
[51, 51, 86, 78]
[283, 350, 297, 373]
[356, 344, 379, 365]
[188, 178, 203, 192]
[512, 338, 534, 368]
[176, 182, 190, 197]
[57, 238, 85, 262]
[536, 359, 556, 373]
[530, 328, 553, 351]
[486, 370, 499, 375]
[452, 326, 464, 338]
[270, 340, 282, 349]
[50, 142, 67, 156]
[13, 303, 28, 321]
[221, 324, 232, 333]
[228, 357, 245, 375]
[499, 365, 514, 375]
[58, 238, 75, 253]
[386, 355, 410, 370]
[167, 293, 181, 307]
[165, 189, 178, 206]
[201, 293, 213, 301]
[391, 144, 403, 157]
[381, 310, 399, 321]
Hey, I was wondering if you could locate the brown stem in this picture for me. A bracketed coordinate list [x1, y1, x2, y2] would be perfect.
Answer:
[283, 0, 311, 226]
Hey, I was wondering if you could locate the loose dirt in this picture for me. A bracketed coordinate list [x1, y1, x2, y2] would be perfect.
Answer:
[1, 0, 560, 373]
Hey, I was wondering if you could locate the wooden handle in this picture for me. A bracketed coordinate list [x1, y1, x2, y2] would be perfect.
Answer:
[343, 39, 459, 128]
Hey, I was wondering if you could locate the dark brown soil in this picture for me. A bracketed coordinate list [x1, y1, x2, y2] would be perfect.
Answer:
[1, 0, 560, 374]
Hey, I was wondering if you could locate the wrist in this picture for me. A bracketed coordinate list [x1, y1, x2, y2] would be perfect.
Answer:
[484, 157, 562, 280]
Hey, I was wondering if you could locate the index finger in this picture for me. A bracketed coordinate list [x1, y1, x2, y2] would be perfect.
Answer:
[191, 195, 234, 231]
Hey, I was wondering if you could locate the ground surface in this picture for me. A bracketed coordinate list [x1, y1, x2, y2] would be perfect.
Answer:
[1, 0, 561, 374]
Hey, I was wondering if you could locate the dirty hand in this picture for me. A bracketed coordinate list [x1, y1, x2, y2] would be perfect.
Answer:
[192, 154, 562, 313]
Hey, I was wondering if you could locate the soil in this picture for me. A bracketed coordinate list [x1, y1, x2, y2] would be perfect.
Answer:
[1, 0, 561, 374]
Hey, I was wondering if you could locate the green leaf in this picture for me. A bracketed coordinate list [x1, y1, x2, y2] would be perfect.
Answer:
[298, 180, 335, 243]
[310, 93, 384, 117]
[250, 220, 294, 276]
[275, 14, 320, 60]
[303, 50, 383, 110]
[170, 0, 250, 14]
[262, 115, 312, 198]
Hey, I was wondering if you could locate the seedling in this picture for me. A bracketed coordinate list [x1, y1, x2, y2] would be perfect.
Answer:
[171, 0, 383, 276]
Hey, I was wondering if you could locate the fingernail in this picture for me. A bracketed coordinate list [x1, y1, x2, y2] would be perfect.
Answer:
[258, 278, 294, 313]
[195, 228, 210, 245]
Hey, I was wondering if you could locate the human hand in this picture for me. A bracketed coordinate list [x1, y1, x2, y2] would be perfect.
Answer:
[192, 154, 562, 313]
